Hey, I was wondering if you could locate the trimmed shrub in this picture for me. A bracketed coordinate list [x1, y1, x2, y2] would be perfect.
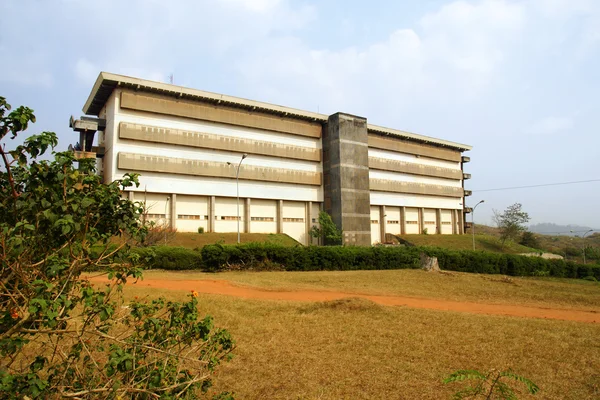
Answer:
[139, 243, 600, 281]
[134, 246, 202, 270]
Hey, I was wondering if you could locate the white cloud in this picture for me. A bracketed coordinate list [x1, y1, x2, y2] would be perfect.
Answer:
[235, 0, 526, 118]
[526, 116, 574, 135]
[219, 0, 281, 12]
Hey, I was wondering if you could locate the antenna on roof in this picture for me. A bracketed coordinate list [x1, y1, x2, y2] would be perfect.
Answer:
[168, 74, 174, 85]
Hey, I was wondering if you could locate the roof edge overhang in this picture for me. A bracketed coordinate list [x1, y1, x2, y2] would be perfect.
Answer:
[83, 72, 472, 152]
[83, 72, 327, 123]
[367, 124, 472, 152]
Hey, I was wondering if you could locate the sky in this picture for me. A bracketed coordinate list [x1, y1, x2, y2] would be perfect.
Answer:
[1, 0, 599, 228]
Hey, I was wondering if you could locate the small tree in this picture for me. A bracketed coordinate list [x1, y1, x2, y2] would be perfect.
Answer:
[309, 211, 343, 246]
[519, 231, 539, 249]
[0, 96, 234, 399]
[444, 368, 539, 399]
[492, 203, 530, 248]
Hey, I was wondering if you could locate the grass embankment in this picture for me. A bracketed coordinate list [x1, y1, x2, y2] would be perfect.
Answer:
[399, 233, 536, 254]
[158, 232, 299, 249]
[123, 270, 600, 399]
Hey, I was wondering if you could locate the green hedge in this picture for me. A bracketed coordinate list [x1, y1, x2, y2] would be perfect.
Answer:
[134, 243, 600, 280]
[133, 246, 202, 271]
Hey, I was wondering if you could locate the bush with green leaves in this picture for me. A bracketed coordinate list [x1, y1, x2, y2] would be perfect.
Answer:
[444, 369, 539, 399]
[192, 243, 600, 280]
[0, 96, 233, 399]
[134, 246, 203, 270]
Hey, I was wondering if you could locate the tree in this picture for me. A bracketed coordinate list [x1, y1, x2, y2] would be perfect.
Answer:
[519, 231, 540, 249]
[309, 211, 343, 245]
[492, 203, 530, 248]
[0, 96, 234, 399]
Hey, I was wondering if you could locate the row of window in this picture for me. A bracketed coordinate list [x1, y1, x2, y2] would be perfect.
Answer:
[178, 214, 209, 220]
[146, 214, 166, 219]
[251, 217, 275, 222]
[371, 220, 454, 225]
[283, 217, 304, 223]
[155, 214, 310, 222]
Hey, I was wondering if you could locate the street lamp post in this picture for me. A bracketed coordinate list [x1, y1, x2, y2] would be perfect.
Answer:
[472, 200, 485, 251]
[570, 229, 594, 264]
[164, 197, 170, 245]
[582, 229, 594, 264]
[227, 154, 248, 244]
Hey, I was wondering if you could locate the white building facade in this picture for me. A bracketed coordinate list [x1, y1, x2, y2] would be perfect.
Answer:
[72, 72, 472, 246]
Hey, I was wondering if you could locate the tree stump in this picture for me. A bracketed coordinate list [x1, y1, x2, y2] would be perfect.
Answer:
[420, 253, 440, 272]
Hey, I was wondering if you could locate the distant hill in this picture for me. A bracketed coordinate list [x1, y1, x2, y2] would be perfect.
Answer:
[529, 223, 597, 237]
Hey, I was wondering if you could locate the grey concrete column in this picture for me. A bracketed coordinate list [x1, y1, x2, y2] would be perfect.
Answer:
[452, 209, 458, 235]
[323, 113, 371, 246]
[436, 208, 442, 234]
[458, 210, 465, 235]
[128, 191, 134, 201]
[245, 198, 251, 233]
[419, 208, 425, 234]
[171, 193, 177, 230]
[306, 201, 313, 245]
[208, 196, 215, 233]
[400, 206, 406, 235]
[380, 205, 386, 243]
[277, 200, 283, 234]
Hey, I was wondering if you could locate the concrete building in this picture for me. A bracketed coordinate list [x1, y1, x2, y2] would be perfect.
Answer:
[71, 72, 472, 246]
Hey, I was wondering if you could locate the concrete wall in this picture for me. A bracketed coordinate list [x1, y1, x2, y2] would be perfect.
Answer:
[250, 199, 277, 234]
[370, 206, 381, 244]
[176, 195, 209, 233]
[104, 89, 323, 203]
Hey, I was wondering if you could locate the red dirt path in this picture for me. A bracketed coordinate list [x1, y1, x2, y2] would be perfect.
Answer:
[88, 277, 599, 324]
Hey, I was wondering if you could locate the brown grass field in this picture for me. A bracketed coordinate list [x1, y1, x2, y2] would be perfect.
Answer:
[119, 270, 600, 399]
[399, 233, 538, 254]
[166, 232, 300, 248]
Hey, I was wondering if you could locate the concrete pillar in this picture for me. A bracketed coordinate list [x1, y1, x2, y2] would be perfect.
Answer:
[458, 209, 465, 235]
[277, 200, 283, 234]
[452, 209, 458, 235]
[244, 198, 251, 233]
[400, 206, 406, 235]
[436, 208, 442, 234]
[419, 208, 425, 234]
[209, 196, 215, 233]
[128, 191, 134, 201]
[171, 193, 177, 230]
[323, 113, 371, 246]
[306, 201, 313, 245]
[380, 205, 386, 243]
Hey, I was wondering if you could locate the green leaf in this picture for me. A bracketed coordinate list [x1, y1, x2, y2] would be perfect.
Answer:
[81, 197, 95, 209]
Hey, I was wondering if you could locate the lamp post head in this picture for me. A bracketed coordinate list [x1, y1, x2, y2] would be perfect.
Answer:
[227, 162, 232, 166]
[242, 153, 248, 160]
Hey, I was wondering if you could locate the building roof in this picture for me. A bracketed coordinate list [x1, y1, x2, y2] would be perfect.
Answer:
[83, 72, 472, 151]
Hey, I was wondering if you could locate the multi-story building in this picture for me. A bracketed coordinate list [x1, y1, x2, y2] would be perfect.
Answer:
[70, 72, 472, 245]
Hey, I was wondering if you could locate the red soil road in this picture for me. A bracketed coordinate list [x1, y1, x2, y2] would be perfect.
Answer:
[88, 277, 599, 324]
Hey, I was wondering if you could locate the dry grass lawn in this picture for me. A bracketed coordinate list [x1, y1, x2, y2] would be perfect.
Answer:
[140, 269, 600, 311]
[121, 271, 600, 399]
[399, 233, 537, 254]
